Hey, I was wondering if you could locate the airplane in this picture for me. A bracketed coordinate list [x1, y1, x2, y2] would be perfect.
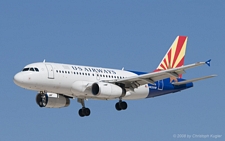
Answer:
[14, 36, 216, 117]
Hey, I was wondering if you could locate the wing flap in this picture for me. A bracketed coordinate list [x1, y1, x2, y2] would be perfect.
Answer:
[172, 75, 217, 85]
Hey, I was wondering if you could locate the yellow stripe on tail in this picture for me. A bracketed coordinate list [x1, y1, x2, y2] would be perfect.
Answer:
[154, 36, 188, 78]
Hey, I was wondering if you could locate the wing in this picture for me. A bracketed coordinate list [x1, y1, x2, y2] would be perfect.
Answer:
[109, 60, 213, 90]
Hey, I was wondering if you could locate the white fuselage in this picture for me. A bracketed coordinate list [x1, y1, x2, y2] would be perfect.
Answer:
[14, 62, 149, 100]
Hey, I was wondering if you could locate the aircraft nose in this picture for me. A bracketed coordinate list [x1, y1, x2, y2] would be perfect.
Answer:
[14, 73, 24, 86]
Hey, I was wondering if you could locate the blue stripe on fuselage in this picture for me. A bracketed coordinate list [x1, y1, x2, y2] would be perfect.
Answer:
[127, 70, 193, 98]
[147, 78, 193, 98]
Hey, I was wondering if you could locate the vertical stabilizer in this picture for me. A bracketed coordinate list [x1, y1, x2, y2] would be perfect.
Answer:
[155, 36, 188, 78]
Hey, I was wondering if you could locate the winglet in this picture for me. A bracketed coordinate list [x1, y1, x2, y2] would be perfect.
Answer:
[205, 59, 211, 67]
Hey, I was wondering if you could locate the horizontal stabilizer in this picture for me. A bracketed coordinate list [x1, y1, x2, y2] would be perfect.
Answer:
[172, 75, 217, 85]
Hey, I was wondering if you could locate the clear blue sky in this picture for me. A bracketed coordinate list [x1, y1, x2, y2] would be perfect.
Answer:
[0, 1, 224, 141]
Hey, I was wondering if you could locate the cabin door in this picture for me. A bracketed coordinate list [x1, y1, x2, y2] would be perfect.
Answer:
[45, 64, 54, 79]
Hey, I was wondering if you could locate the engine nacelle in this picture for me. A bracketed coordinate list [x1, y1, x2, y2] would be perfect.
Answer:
[36, 93, 70, 108]
[91, 82, 124, 98]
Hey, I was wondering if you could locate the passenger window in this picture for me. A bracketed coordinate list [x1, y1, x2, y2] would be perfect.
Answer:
[62, 71, 64, 73]
[68, 71, 70, 74]
[56, 70, 58, 73]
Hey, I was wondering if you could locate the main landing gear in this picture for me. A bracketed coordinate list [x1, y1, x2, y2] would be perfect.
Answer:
[77, 98, 90, 117]
[115, 100, 127, 111]
[77, 98, 128, 117]
[115, 85, 127, 111]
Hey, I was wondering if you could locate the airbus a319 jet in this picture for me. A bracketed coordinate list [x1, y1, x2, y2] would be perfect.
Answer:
[14, 36, 216, 117]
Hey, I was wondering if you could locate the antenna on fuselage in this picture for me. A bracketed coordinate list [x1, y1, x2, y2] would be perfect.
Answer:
[43, 59, 46, 63]
[122, 67, 124, 71]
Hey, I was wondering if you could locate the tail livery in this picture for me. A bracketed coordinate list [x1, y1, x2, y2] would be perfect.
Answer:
[155, 36, 188, 78]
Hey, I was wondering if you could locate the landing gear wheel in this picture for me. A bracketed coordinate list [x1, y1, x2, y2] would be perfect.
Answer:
[78, 108, 91, 117]
[115, 102, 122, 111]
[83, 108, 91, 116]
[120, 101, 127, 110]
[115, 101, 127, 111]
[78, 109, 85, 117]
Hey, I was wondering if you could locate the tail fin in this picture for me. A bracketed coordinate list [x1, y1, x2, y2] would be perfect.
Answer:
[154, 36, 188, 78]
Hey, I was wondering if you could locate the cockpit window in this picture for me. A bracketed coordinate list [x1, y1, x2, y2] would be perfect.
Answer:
[30, 68, 35, 71]
[35, 68, 39, 72]
[22, 68, 29, 71]
[22, 67, 39, 72]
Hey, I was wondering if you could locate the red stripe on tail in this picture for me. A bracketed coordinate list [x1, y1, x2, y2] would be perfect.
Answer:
[172, 36, 186, 67]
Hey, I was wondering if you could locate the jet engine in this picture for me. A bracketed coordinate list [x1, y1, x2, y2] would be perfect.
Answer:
[91, 82, 125, 98]
[36, 93, 70, 108]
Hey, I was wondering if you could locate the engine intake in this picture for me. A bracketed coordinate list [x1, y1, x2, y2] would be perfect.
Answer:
[92, 83, 100, 95]
[36, 93, 70, 108]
